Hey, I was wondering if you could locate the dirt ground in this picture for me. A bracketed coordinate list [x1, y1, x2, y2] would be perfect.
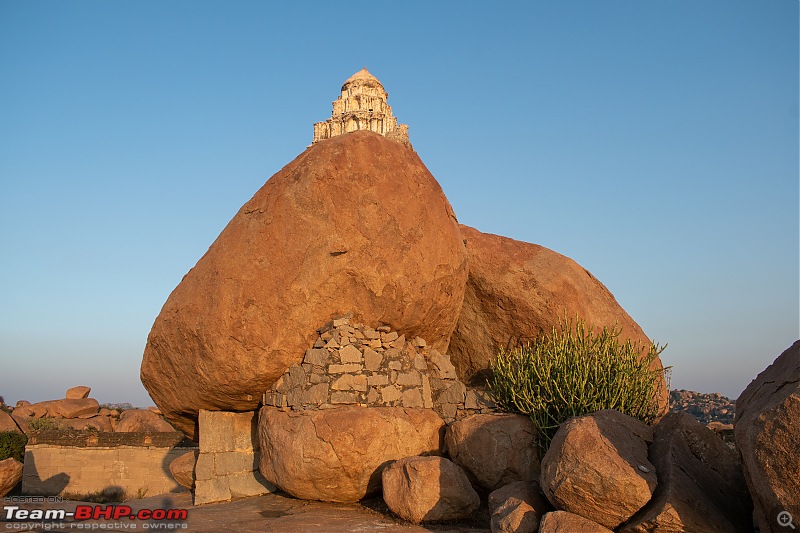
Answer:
[1, 491, 492, 532]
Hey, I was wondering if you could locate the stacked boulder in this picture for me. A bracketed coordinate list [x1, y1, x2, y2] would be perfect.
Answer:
[9, 387, 176, 434]
[263, 317, 495, 423]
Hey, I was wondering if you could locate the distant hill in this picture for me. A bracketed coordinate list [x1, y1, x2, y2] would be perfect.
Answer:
[669, 389, 735, 425]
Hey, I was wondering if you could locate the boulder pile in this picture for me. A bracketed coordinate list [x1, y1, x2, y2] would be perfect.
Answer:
[263, 317, 496, 423]
[7, 387, 176, 434]
[141, 131, 668, 437]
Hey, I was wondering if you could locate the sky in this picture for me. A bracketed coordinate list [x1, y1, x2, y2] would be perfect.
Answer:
[1, 1, 797, 407]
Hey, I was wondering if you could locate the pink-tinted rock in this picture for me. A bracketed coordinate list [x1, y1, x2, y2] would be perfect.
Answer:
[65, 386, 91, 399]
[258, 406, 444, 502]
[0, 458, 23, 498]
[382, 456, 480, 523]
[169, 450, 198, 489]
[488, 481, 552, 533]
[539, 511, 613, 533]
[0, 410, 21, 433]
[735, 340, 800, 532]
[115, 409, 176, 432]
[540, 410, 656, 529]
[13, 399, 99, 419]
[620, 412, 751, 533]
[142, 131, 468, 438]
[449, 225, 668, 411]
[57, 416, 113, 432]
[444, 413, 539, 491]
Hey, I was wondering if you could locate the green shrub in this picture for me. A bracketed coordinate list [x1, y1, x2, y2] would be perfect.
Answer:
[489, 317, 669, 451]
[28, 418, 61, 431]
[0, 431, 28, 462]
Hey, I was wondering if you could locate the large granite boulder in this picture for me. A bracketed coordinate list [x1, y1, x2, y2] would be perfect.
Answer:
[169, 450, 199, 490]
[540, 410, 656, 529]
[142, 131, 468, 437]
[449, 225, 667, 411]
[0, 458, 23, 498]
[444, 413, 539, 491]
[735, 340, 800, 532]
[620, 412, 752, 533]
[258, 406, 444, 502]
[382, 456, 480, 523]
[13, 398, 99, 419]
[65, 386, 91, 399]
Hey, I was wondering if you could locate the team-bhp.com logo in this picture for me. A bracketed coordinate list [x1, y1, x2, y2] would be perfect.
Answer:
[4, 504, 188, 529]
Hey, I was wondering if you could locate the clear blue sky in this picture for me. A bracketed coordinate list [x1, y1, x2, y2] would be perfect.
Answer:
[1, 1, 797, 406]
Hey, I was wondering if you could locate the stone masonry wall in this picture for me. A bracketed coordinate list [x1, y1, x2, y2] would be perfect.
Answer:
[263, 317, 496, 423]
[194, 410, 276, 505]
[22, 432, 194, 497]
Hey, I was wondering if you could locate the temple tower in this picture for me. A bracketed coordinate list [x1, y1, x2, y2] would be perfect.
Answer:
[313, 68, 411, 148]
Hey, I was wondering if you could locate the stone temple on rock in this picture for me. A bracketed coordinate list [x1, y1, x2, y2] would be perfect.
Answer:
[313, 67, 411, 149]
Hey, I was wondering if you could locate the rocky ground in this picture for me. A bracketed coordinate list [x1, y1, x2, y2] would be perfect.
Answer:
[669, 389, 735, 425]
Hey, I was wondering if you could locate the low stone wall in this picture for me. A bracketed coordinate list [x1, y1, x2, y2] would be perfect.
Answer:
[263, 318, 497, 423]
[194, 410, 276, 505]
[22, 431, 194, 497]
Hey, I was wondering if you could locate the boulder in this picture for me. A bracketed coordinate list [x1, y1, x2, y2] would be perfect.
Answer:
[10, 414, 31, 434]
[539, 511, 614, 533]
[56, 416, 113, 432]
[445, 413, 539, 491]
[540, 409, 656, 529]
[735, 340, 800, 532]
[13, 399, 99, 419]
[0, 458, 23, 498]
[65, 386, 91, 399]
[382, 456, 480, 523]
[488, 481, 552, 533]
[169, 450, 199, 489]
[115, 409, 176, 432]
[0, 410, 21, 433]
[142, 131, 468, 438]
[620, 412, 752, 533]
[258, 406, 444, 502]
[448, 225, 668, 411]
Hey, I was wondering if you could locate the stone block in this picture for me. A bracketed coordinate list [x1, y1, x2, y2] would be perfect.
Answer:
[304, 348, 329, 367]
[339, 344, 362, 363]
[194, 453, 215, 481]
[329, 363, 363, 374]
[364, 347, 383, 371]
[367, 375, 389, 387]
[331, 392, 359, 404]
[332, 374, 368, 392]
[381, 385, 402, 403]
[396, 371, 422, 387]
[402, 389, 424, 409]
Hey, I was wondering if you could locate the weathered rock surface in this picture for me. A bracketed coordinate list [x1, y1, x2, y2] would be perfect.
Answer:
[13, 399, 99, 419]
[170, 450, 199, 490]
[0, 410, 21, 433]
[445, 413, 539, 491]
[620, 411, 751, 533]
[65, 386, 91, 399]
[115, 409, 176, 433]
[540, 409, 656, 529]
[142, 131, 469, 438]
[449, 225, 667, 411]
[539, 510, 613, 533]
[0, 458, 23, 498]
[56, 416, 113, 432]
[488, 481, 552, 533]
[735, 340, 800, 532]
[382, 456, 480, 524]
[258, 406, 444, 502]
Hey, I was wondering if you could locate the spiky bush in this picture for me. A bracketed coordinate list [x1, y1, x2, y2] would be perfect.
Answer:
[489, 318, 668, 451]
[0, 431, 27, 462]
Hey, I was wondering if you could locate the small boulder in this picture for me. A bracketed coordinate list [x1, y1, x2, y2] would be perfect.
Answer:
[382, 456, 480, 523]
[540, 409, 656, 529]
[619, 412, 752, 533]
[445, 413, 539, 491]
[0, 458, 23, 498]
[115, 409, 176, 432]
[258, 406, 444, 502]
[10, 414, 31, 434]
[539, 510, 614, 533]
[169, 450, 199, 489]
[488, 481, 552, 533]
[0, 410, 21, 433]
[65, 386, 91, 399]
[735, 340, 800, 532]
